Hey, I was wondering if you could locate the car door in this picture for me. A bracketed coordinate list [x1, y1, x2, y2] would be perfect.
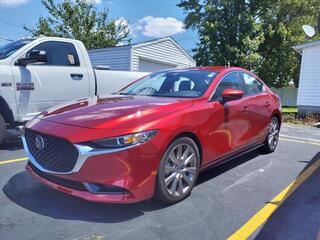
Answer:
[206, 71, 251, 159]
[239, 71, 271, 143]
[12, 40, 91, 121]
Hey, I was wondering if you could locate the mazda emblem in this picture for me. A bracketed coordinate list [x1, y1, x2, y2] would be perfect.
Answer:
[35, 135, 45, 150]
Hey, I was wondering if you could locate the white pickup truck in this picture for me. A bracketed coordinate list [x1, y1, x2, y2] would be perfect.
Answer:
[0, 37, 148, 144]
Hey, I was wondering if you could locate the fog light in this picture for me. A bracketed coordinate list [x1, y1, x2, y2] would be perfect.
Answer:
[83, 183, 129, 195]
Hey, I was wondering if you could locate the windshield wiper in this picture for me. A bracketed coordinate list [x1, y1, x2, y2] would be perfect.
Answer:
[117, 92, 136, 96]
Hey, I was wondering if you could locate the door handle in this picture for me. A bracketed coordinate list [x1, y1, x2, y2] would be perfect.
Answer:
[241, 106, 249, 112]
[70, 73, 83, 79]
[265, 101, 271, 107]
[1, 82, 12, 87]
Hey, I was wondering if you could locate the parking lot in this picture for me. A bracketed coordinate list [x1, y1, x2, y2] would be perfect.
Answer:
[0, 124, 319, 240]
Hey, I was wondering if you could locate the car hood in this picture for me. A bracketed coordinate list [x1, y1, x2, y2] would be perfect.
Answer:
[38, 95, 193, 129]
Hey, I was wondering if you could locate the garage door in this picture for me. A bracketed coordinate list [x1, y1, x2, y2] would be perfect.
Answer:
[139, 59, 176, 72]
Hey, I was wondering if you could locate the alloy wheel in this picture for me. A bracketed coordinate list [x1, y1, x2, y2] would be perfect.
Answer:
[268, 118, 280, 151]
[164, 143, 197, 197]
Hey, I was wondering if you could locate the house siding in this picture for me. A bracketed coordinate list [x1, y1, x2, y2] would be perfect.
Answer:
[131, 39, 195, 71]
[88, 46, 131, 71]
[297, 45, 320, 109]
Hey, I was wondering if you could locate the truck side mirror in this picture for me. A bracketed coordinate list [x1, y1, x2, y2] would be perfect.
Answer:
[15, 50, 47, 66]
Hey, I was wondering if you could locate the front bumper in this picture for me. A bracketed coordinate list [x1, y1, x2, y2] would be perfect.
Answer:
[23, 123, 164, 203]
[26, 162, 139, 203]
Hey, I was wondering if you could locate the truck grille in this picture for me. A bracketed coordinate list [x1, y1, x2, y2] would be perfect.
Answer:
[25, 129, 79, 173]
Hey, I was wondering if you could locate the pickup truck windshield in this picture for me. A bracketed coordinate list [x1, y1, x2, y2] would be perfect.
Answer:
[0, 39, 34, 60]
[119, 69, 218, 98]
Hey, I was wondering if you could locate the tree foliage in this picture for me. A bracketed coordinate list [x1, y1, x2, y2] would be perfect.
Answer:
[178, 0, 320, 87]
[24, 0, 130, 49]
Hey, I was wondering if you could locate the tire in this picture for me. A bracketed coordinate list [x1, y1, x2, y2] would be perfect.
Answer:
[260, 116, 280, 153]
[155, 137, 200, 204]
[0, 114, 5, 145]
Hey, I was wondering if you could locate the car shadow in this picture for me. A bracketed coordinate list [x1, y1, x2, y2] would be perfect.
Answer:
[197, 149, 261, 185]
[0, 137, 23, 151]
[3, 149, 262, 223]
[3, 170, 168, 223]
[254, 152, 320, 240]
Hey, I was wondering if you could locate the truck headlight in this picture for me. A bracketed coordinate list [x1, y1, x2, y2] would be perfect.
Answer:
[90, 130, 158, 149]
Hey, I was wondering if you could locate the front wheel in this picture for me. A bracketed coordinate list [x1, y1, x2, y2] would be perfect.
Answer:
[260, 116, 280, 153]
[155, 137, 200, 204]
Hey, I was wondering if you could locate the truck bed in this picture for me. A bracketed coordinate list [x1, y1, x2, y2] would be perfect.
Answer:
[94, 70, 148, 95]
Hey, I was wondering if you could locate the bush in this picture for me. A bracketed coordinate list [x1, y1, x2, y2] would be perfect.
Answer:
[283, 112, 320, 126]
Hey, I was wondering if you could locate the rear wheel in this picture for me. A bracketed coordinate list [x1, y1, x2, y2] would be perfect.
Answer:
[155, 137, 200, 204]
[260, 116, 280, 153]
[0, 114, 5, 145]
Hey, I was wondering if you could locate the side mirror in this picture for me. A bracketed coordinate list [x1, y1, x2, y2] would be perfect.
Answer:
[15, 50, 47, 66]
[222, 89, 244, 102]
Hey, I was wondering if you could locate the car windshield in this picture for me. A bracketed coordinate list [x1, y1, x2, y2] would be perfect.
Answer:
[118, 69, 218, 98]
[0, 39, 34, 60]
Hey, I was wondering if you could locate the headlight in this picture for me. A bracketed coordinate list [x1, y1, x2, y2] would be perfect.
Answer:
[90, 130, 158, 149]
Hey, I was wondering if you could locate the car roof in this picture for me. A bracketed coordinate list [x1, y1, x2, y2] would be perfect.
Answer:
[192, 66, 228, 71]
[183, 66, 245, 72]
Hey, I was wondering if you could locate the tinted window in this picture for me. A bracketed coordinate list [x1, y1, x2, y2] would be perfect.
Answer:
[0, 39, 34, 59]
[27, 41, 80, 66]
[242, 73, 264, 95]
[119, 70, 218, 98]
[213, 72, 241, 99]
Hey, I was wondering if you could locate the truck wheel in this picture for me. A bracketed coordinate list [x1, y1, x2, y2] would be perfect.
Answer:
[0, 114, 5, 145]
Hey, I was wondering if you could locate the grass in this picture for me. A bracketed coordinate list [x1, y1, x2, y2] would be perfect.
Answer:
[281, 106, 319, 126]
[282, 106, 298, 113]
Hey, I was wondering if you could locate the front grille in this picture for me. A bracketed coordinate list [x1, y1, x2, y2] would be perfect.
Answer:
[25, 128, 79, 173]
[29, 162, 87, 191]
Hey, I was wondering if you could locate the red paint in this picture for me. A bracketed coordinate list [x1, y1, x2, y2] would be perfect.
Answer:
[221, 89, 244, 101]
[25, 66, 281, 203]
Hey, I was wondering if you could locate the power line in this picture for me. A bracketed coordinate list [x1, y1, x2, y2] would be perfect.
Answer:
[0, 36, 14, 41]
[0, 19, 25, 29]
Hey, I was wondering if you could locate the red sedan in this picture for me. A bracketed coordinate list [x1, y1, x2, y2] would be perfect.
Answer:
[23, 66, 281, 204]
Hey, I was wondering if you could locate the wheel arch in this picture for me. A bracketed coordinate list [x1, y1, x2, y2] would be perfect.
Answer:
[170, 131, 203, 167]
[271, 110, 282, 127]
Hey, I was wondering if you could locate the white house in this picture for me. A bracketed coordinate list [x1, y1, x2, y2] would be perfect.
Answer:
[293, 40, 320, 114]
[88, 37, 196, 72]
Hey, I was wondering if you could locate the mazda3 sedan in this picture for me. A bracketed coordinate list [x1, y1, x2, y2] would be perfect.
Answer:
[23, 66, 281, 204]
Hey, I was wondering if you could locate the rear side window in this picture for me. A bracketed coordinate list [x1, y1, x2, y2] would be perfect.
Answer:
[27, 41, 80, 66]
[213, 72, 242, 100]
[241, 72, 264, 95]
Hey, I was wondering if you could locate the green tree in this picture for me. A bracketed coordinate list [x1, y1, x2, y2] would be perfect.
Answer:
[178, 0, 320, 87]
[24, 0, 130, 49]
[257, 0, 320, 87]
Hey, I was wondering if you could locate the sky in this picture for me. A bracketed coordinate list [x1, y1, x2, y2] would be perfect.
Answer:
[0, 0, 198, 53]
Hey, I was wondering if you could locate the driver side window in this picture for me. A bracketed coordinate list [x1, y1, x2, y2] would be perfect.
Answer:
[212, 72, 241, 100]
[26, 41, 80, 66]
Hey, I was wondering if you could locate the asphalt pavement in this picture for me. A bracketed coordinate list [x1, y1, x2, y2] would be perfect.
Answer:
[0, 124, 319, 240]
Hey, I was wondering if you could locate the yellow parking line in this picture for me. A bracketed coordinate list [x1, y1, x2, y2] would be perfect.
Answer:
[228, 158, 320, 240]
[280, 137, 320, 146]
[0, 157, 28, 165]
